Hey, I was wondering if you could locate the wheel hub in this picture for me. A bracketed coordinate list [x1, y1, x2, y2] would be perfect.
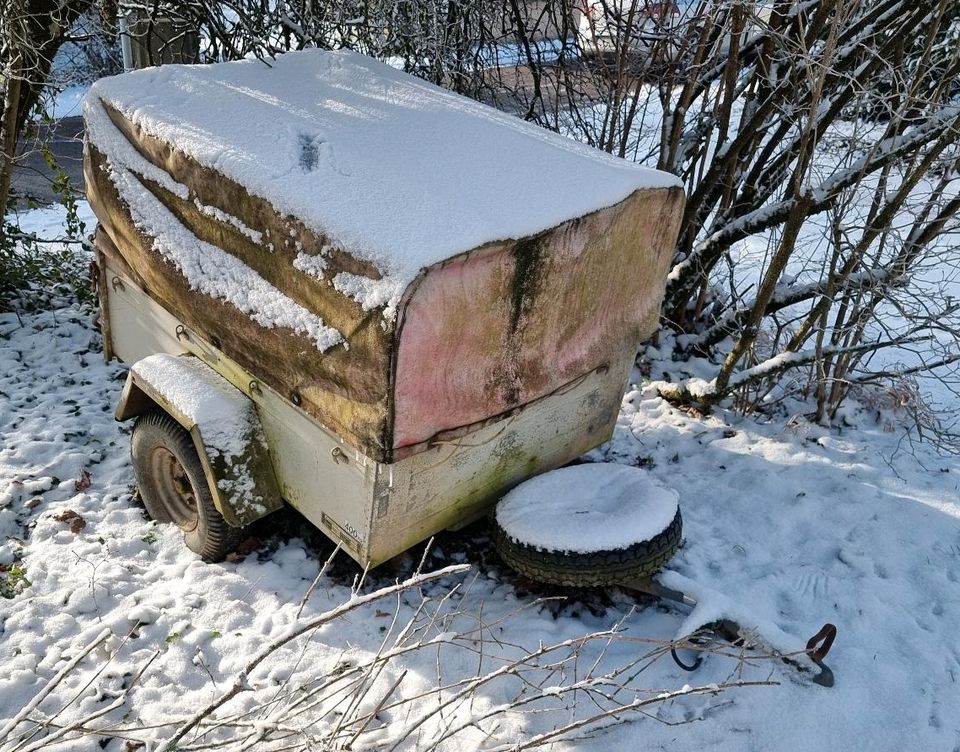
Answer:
[149, 446, 199, 532]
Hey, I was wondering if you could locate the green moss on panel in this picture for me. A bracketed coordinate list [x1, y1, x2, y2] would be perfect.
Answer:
[509, 236, 544, 334]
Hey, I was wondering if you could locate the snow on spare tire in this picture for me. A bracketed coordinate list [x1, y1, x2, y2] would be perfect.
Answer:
[493, 464, 682, 587]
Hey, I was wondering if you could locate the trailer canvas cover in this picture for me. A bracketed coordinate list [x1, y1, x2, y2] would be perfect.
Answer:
[84, 49, 684, 462]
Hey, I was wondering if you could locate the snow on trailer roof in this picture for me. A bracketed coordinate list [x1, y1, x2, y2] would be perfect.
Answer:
[85, 49, 680, 314]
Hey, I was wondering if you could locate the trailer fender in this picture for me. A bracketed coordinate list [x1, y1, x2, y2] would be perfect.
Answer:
[116, 354, 282, 527]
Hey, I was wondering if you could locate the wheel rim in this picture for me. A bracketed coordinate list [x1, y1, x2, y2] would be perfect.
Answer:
[148, 446, 199, 532]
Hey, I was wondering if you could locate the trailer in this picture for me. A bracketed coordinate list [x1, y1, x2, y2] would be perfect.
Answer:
[84, 48, 684, 567]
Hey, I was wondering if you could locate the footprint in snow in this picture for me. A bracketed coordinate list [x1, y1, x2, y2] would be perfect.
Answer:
[793, 570, 830, 598]
[297, 132, 350, 176]
[299, 133, 320, 171]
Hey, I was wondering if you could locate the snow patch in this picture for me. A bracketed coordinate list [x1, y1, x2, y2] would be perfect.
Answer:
[292, 248, 330, 280]
[332, 271, 404, 318]
[127, 604, 161, 624]
[192, 198, 264, 244]
[132, 354, 252, 463]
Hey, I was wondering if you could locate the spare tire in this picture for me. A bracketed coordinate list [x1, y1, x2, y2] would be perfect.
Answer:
[493, 464, 682, 587]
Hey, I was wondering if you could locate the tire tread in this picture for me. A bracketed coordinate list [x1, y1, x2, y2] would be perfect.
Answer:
[494, 507, 682, 587]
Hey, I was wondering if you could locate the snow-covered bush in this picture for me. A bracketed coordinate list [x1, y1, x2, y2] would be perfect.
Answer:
[1, 153, 89, 312]
[577, 1, 960, 426]
[0, 221, 92, 312]
[41, 9, 122, 101]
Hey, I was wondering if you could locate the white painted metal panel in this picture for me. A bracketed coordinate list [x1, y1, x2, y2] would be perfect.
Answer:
[105, 263, 376, 560]
[366, 361, 631, 564]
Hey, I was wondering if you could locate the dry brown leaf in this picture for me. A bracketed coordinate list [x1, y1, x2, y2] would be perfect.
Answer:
[53, 509, 87, 534]
[74, 468, 92, 492]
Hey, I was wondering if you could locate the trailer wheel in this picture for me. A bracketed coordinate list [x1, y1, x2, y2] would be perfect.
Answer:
[131, 410, 243, 562]
[493, 464, 682, 587]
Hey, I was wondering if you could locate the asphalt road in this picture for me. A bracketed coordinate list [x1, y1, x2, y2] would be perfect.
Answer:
[11, 116, 86, 207]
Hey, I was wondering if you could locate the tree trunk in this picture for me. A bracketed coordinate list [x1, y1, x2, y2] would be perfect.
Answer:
[0, 0, 96, 237]
[0, 70, 20, 241]
[0, 0, 26, 242]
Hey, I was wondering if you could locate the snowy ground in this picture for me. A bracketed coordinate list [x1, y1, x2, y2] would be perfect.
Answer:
[2, 205, 960, 750]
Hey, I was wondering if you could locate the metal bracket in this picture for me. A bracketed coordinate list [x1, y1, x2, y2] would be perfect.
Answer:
[804, 623, 837, 687]
[620, 577, 837, 688]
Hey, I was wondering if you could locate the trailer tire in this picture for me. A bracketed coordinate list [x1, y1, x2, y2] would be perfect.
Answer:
[131, 410, 244, 562]
[493, 506, 682, 588]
